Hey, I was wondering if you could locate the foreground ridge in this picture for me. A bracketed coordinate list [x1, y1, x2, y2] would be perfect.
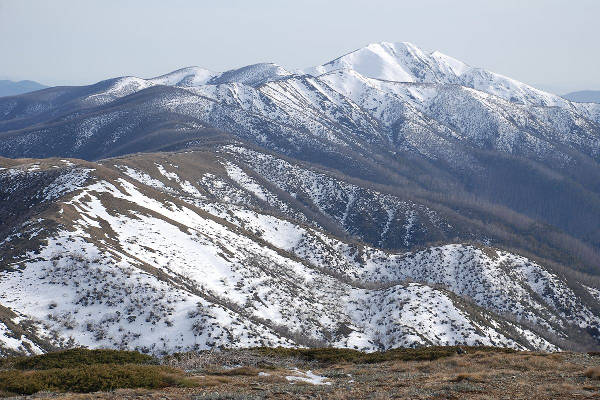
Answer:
[0, 150, 598, 355]
[1, 347, 599, 399]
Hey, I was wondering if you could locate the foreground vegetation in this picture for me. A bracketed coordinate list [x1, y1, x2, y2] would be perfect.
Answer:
[1, 347, 599, 398]
[0, 349, 196, 396]
[250, 345, 515, 364]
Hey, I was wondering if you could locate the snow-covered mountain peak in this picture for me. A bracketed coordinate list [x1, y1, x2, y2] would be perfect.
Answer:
[305, 41, 434, 83]
[149, 66, 217, 87]
[429, 50, 470, 76]
[208, 63, 294, 87]
[306, 41, 571, 107]
[306, 41, 484, 85]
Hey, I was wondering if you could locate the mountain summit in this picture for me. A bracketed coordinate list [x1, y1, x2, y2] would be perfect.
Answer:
[305, 41, 466, 83]
[306, 41, 570, 107]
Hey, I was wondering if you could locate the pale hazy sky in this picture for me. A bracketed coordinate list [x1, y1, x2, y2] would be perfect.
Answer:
[1, 0, 598, 94]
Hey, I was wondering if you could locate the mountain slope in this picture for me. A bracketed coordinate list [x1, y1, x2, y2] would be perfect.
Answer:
[1, 67, 597, 270]
[0, 42, 599, 354]
[3, 151, 599, 355]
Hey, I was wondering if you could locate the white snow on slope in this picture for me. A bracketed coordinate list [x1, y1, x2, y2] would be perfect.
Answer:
[0, 321, 43, 356]
[225, 162, 269, 202]
[84, 77, 154, 106]
[306, 41, 571, 108]
[149, 67, 216, 87]
[286, 369, 331, 385]
[0, 160, 565, 353]
[209, 63, 293, 87]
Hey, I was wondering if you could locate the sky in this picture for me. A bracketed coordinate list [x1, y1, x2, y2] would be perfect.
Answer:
[0, 0, 598, 94]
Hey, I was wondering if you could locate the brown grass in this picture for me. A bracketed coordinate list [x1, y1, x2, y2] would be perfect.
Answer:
[450, 372, 484, 382]
[192, 376, 232, 387]
[584, 366, 600, 380]
[206, 366, 259, 376]
[2, 347, 597, 399]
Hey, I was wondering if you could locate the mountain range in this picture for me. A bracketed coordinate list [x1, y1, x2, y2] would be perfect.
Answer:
[1, 42, 599, 356]
[563, 90, 600, 104]
[0, 80, 48, 98]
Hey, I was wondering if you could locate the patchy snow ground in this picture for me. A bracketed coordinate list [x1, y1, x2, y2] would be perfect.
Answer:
[0, 156, 596, 354]
[0, 320, 44, 356]
[286, 369, 331, 385]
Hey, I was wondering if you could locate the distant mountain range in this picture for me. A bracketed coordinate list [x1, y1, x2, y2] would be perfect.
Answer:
[1, 42, 599, 355]
[563, 90, 600, 104]
[0, 80, 47, 97]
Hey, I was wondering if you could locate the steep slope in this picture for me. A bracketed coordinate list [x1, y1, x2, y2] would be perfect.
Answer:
[317, 69, 600, 161]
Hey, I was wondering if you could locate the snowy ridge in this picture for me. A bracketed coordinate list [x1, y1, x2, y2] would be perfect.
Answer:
[1, 41, 598, 168]
[82, 77, 154, 106]
[217, 144, 457, 248]
[149, 67, 217, 87]
[306, 41, 571, 108]
[208, 63, 293, 87]
[1, 153, 597, 354]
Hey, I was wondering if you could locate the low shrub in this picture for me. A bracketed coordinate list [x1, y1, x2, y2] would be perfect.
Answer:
[253, 346, 514, 365]
[0, 364, 193, 395]
[450, 372, 484, 382]
[7, 348, 155, 370]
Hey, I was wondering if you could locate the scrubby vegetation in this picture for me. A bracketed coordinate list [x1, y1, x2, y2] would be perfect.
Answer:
[161, 346, 515, 372]
[2, 348, 155, 370]
[252, 345, 515, 365]
[1, 347, 600, 398]
[0, 364, 194, 395]
[0, 349, 192, 397]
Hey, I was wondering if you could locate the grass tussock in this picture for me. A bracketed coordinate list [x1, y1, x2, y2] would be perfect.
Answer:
[0, 364, 194, 396]
[450, 372, 484, 382]
[459, 351, 567, 373]
[584, 367, 600, 380]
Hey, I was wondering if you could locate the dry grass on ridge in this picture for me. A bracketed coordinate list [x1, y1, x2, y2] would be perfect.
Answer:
[2, 347, 599, 399]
